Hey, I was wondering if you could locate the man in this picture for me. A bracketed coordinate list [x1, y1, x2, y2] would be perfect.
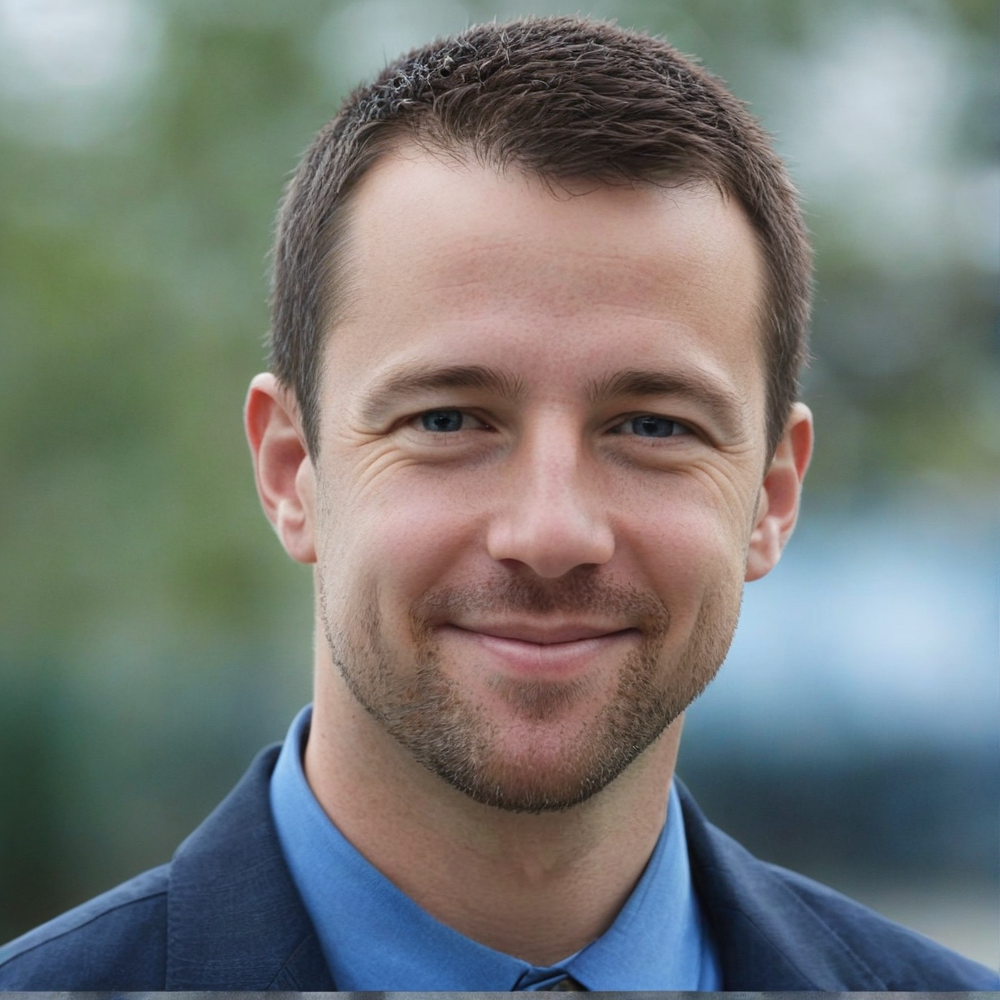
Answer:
[1, 16, 996, 991]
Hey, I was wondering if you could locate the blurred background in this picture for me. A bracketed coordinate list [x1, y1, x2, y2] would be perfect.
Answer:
[0, 0, 996, 969]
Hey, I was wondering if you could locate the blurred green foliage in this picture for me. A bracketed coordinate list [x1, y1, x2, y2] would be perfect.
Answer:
[0, 0, 996, 943]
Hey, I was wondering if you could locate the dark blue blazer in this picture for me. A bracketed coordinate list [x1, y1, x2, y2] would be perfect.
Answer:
[1, 745, 997, 990]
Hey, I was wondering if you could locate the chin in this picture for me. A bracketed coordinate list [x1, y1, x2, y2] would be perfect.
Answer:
[427, 736, 647, 814]
[382, 668, 685, 814]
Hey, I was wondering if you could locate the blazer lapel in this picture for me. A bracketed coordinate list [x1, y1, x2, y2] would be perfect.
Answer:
[165, 745, 336, 990]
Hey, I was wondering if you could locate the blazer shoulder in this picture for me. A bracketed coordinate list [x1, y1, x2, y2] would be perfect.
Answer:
[0, 863, 169, 990]
[677, 780, 999, 990]
[764, 860, 1000, 990]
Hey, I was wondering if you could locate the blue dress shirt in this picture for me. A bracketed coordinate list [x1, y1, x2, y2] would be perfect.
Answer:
[270, 704, 722, 990]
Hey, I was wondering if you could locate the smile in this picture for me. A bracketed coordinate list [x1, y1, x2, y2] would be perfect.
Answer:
[442, 624, 641, 677]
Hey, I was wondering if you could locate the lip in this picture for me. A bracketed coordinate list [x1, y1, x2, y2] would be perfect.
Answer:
[451, 622, 635, 645]
[441, 623, 640, 677]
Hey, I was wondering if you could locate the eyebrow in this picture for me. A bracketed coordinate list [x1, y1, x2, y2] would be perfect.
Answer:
[358, 362, 526, 424]
[586, 367, 746, 437]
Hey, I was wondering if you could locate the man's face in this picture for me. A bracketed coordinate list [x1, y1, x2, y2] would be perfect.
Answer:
[308, 149, 772, 812]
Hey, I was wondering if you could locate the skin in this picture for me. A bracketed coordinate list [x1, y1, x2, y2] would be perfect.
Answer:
[245, 147, 813, 964]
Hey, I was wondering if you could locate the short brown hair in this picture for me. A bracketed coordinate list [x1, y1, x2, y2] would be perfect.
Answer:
[270, 16, 812, 457]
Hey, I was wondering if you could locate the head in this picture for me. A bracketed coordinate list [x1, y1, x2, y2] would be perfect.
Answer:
[248, 16, 813, 814]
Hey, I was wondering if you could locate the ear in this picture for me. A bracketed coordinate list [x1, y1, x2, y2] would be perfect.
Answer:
[745, 402, 813, 582]
[244, 373, 317, 564]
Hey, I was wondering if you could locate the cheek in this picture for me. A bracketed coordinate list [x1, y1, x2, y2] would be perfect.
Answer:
[624, 483, 752, 621]
[317, 468, 485, 611]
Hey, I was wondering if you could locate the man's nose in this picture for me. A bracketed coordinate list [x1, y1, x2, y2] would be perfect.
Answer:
[485, 425, 615, 578]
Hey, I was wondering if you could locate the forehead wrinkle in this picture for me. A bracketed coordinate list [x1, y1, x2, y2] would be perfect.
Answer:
[586, 367, 747, 437]
[358, 361, 526, 424]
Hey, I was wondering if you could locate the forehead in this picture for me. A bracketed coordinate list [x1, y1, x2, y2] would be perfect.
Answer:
[325, 147, 766, 411]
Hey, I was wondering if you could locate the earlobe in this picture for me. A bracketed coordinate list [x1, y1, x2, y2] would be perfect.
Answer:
[745, 403, 813, 582]
[244, 373, 317, 564]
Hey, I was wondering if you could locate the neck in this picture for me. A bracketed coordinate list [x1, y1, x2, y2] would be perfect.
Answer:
[304, 653, 682, 966]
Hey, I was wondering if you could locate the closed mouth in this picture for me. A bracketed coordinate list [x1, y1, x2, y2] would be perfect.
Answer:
[448, 623, 639, 645]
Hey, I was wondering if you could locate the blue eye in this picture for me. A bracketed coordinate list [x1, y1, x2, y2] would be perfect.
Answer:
[420, 409, 466, 432]
[621, 415, 688, 437]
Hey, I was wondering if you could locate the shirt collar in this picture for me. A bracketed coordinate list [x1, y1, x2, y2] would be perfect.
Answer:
[270, 704, 720, 990]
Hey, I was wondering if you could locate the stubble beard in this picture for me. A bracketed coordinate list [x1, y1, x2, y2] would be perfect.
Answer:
[321, 572, 740, 814]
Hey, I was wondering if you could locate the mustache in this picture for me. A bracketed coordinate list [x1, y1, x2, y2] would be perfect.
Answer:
[411, 574, 671, 635]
